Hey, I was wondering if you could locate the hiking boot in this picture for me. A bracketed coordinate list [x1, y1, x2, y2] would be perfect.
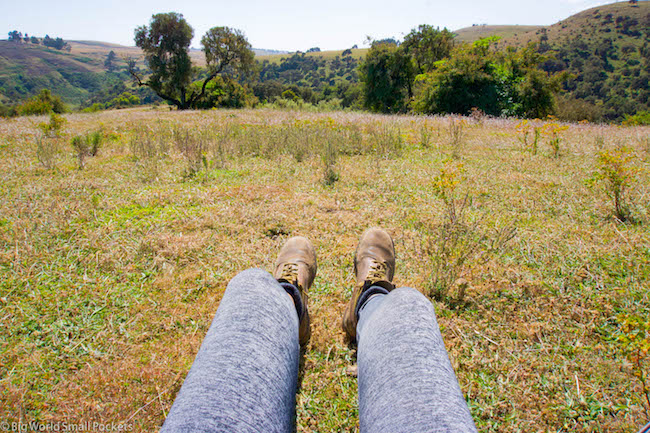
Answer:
[342, 227, 395, 343]
[274, 236, 317, 346]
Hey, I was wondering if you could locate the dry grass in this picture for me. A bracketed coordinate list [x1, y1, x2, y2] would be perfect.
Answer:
[0, 107, 649, 432]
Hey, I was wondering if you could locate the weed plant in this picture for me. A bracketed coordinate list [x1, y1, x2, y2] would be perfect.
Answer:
[70, 130, 103, 169]
[35, 113, 66, 168]
[590, 146, 639, 222]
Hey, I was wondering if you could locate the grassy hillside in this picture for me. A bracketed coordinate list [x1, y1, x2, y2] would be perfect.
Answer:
[257, 48, 367, 64]
[453, 25, 542, 43]
[67, 40, 206, 66]
[501, 1, 649, 46]
[0, 108, 648, 431]
[0, 41, 113, 105]
[501, 1, 650, 122]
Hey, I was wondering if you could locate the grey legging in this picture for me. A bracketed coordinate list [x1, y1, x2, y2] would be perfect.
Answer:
[160, 268, 477, 432]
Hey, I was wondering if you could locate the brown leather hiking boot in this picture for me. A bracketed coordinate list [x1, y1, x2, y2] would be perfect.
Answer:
[342, 227, 396, 343]
[274, 236, 317, 347]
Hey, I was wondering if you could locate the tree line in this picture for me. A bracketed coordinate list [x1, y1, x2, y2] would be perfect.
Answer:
[5, 10, 647, 123]
[126, 14, 566, 119]
[7, 31, 69, 50]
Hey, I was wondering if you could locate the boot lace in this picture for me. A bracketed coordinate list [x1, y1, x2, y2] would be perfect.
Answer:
[278, 262, 299, 286]
[366, 260, 388, 284]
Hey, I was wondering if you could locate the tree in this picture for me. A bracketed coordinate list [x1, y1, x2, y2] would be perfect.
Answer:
[413, 39, 563, 118]
[42, 35, 65, 50]
[8, 31, 22, 42]
[129, 13, 254, 109]
[402, 25, 454, 74]
[130, 12, 194, 109]
[104, 50, 117, 71]
[199, 26, 255, 100]
[358, 42, 414, 113]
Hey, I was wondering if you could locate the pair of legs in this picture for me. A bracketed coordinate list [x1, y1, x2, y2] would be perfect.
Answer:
[161, 229, 477, 432]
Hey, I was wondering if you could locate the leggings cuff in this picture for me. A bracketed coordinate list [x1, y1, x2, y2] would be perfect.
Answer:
[355, 285, 390, 319]
[279, 282, 304, 320]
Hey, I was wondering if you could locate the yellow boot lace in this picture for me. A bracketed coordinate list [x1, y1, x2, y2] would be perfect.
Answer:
[278, 262, 299, 287]
[366, 260, 388, 284]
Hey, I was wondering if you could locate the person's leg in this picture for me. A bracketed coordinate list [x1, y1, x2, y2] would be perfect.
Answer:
[161, 268, 300, 433]
[356, 287, 477, 433]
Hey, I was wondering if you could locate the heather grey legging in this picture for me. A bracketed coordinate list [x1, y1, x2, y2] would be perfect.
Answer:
[161, 269, 477, 432]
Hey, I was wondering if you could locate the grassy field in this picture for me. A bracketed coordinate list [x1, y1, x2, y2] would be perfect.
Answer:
[0, 107, 649, 431]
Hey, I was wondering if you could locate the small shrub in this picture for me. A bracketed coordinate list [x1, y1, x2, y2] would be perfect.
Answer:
[516, 120, 541, 155]
[88, 130, 103, 156]
[71, 135, 90, 169]
[425, 159, 480, 301]
[470, 107, 486, 124]
[622, 111, 650, 126]
[82, 103, 106, 113]
[591, 146, 639, 222]
[541, 122, 568, 158]
[35, 113, 66, 169]
[71, 130, 103, 169]
[425, 158, 515, 302]
[0, 103, 17, 118]
[612, 314, 650, 417]
[19, 89, 66, 116]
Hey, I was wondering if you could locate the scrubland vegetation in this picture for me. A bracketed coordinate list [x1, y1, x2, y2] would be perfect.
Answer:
[0, 106, 649, 431]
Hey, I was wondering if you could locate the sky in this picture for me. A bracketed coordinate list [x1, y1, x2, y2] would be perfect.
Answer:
[3, 0, 627, 52]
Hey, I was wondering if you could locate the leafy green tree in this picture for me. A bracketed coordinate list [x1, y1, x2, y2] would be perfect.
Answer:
[414, 39, 563, 117]
[104, 50, 118, 71]
[199, 26, 255, 99]
[359, 42, 414, 113]
[130, 13, 254, 109]
[8, 31, 22, 42]
[402, 25, 454, 74]
[413, 41, 500, 115]
[130, 12, 194, 108]
[42, 35, 65, 50]
[191, 76, 256, 109]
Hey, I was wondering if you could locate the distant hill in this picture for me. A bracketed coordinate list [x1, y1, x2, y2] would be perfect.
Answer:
[453, 25, 542, 43]
[256, 48, 366, 64]
[500, 1, 649, 47]
[499, 1, 650, 122]
[0, 41, 110, 104]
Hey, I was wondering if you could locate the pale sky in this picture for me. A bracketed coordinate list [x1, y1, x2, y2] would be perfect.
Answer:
[3, 0, 626, 51]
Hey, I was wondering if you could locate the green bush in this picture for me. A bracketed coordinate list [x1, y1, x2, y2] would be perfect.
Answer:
[623, 111, 650, 126]
[82, 103, 106, 113]
[191, 77, 257, 109]
[18, 89, 66, 116]
[414, 40, 562, 118]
